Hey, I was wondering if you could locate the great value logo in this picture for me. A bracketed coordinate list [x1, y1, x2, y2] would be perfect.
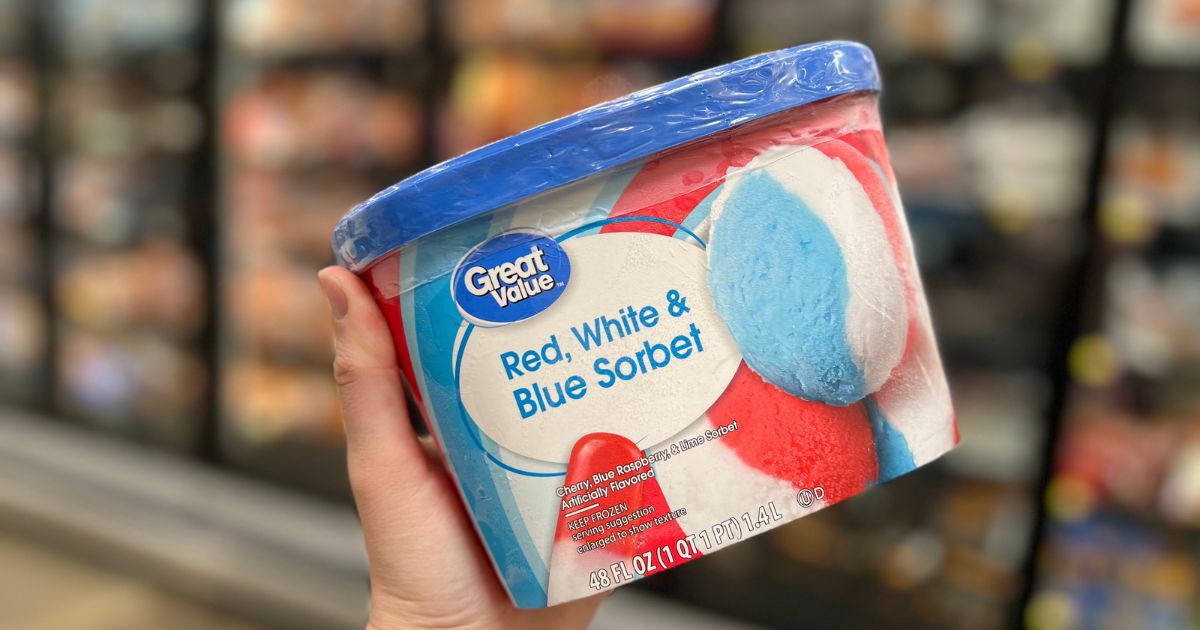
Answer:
[451, 230, 571, 326]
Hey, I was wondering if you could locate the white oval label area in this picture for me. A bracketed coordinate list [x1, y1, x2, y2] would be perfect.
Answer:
[458, 232, 741, 464]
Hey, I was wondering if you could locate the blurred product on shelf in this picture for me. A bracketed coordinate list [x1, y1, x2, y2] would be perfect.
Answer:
[1161, 427, 1200, 526]
[1131, 0, 1200, 63]
[886, 101, 1091, 228]
[0, 60, 36, 137]
[0, 206, 38, 284]
[868, 0, 1111, 69]
[1094, 117, 1200, 393]
[1032, 400, 1200, 626]
[729, 0, 869, 55]
[994, 0, 1113, 69]
[54, 156, 197, 245]
[443, 0, 717, 57]
[226, 257, 332, 361]
[53, 75, 204, 157]
[941, 371, 1046, 484]
[581, 0, 717, 57]
[1103, 118, 1200, 243]
[869, 0, 989, 61]
[1050, 406, 1176, 520]
[56, 241, 205, 337]
[444, 0, 589, 52]
[886, 125, 970, 206]
[47, 0, 209, 437]
[49, 0, 200, 58]
[732, 0, 1106, 65]
[0, 286, 45, 382]
[50, 75, 198, 145]
[961, 103, 1090, 227]
[438, 51, 662, 157]
[1106, 258, 1200, 382]
[1030, 511, 1197, 630]
[58, 327, 206, 445]
[222, 70, 422, 169]
[222, 359, 340, 444]
[225, 0, 426, 56]
[224, 169, 381, 263]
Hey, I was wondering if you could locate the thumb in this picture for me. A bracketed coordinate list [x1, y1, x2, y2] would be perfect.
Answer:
[317, 266, 429, 497]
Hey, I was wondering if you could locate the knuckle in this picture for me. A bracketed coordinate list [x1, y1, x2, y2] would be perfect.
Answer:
[332, 354, 361, 390]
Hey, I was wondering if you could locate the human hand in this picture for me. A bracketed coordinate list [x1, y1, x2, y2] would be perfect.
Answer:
[318, 266, 605, 630]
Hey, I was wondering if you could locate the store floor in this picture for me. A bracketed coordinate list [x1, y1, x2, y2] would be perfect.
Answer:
[0, 528, 266, 630]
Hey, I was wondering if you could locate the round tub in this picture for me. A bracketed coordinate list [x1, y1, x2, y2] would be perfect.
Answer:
[333, 41, 957, 608]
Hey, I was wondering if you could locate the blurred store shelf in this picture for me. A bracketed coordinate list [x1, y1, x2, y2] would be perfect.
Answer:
[0, 0, 44, 403]
[215, 0, 429, 499]
[46, 0, 211, 447]
[1024, 0, 1200, 625]
[1, 0, 1197, 628]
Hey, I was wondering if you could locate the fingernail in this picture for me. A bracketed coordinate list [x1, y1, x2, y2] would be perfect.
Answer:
[319, 271, 349, 320]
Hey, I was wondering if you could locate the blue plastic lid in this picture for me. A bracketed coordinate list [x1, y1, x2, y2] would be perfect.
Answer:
[334, 40, 881, 271]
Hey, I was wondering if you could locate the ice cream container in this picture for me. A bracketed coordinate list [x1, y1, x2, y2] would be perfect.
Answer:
[333, 41, 958, 608]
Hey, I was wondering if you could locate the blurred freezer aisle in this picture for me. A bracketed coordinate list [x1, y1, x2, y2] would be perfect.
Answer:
[0, 0, 1196, 629]
[640, 1, 1110, 627]
[1027, 0, 1200, 626]
[212, 0, 723, 498]
[433, 0, 717, 158]
[46, 0, 210, 448]
[216, 0, 428, 498]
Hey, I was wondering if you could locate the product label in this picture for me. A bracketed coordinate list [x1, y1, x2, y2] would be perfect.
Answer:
[452, 230, 570, 326]
[397, 121, 959, 609]
[457, 232, 740, 463]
